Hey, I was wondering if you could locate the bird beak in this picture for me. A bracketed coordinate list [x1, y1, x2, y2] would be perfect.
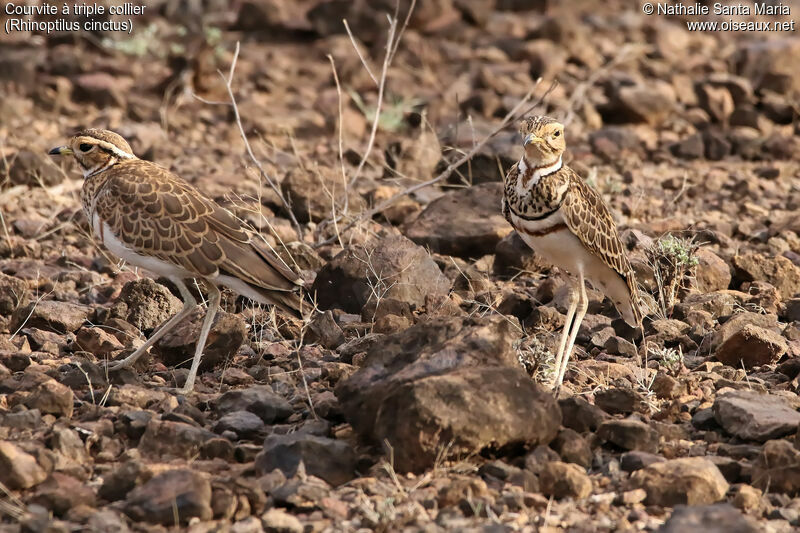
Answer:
[49, 146, 73, 156]
[523, 134, 540, 146]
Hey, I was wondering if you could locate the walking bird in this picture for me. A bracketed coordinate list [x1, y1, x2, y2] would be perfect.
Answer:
[50, 129, 305, 393]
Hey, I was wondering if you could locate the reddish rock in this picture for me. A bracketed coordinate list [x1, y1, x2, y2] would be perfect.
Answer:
[714, 324, 787, 369]
[0, 440, 47, 489]
[539, 461, 592, 499]
[123, 469, 212, 525]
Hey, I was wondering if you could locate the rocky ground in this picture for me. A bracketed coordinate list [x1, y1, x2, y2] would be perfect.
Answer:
[1, 0, 800, 531]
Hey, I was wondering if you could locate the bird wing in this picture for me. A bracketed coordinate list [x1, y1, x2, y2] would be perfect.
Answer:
[93, 160, 302, 293]
[559, 168, 642, 324]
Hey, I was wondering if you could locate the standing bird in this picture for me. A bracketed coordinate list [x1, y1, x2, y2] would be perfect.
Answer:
[502, 116, 642, 389]
[50, 129, 305, 393]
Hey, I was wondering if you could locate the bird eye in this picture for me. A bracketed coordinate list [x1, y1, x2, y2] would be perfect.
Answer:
[79, 143, 92, 152]
[553, 131, 561, 137]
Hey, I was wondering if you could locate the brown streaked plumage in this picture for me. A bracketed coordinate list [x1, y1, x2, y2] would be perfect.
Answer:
[502, 116, 643, 390]
[50, 129, 305, 393]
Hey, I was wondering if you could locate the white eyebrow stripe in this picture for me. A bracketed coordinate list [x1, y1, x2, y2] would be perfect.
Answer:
[95, 139, 136, 159]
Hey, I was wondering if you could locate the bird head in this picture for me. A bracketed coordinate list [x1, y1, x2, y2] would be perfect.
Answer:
[49, 129, 136, 178]
[519, 115, 565, 165]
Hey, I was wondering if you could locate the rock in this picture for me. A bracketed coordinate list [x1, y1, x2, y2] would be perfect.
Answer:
[0, 272, 28, 314]
[32, 472, 96, 517]
[658, 503, 759, 533]
[0, 440, 47, 489]
[154, 308, 246, 371]
[710, 311, 779, 353]
[752, 439, 800, 495]
[215, 385, 292, 424]
[261, 508, 304, 533]
[111, 278, 182, 334]
[695, 83, 734, 123]
[346, 365, 558, 473]
[73, 72, 128, 107]
[732, 484, 763, 513]
[620, 451, 666, 472]
[714, 324, 787, 369]
[137, 419, 216, 459]
[281, 165, 365, 223]
[629, 457, 729, 506]
[713, 390, 800, 442]
[215, 386, 293, 423]
[597, 419, 659, 453]
[602, 80, 676, 125]
[255, 433, 356, 486]
[312, 234, 450, 314]
[493, 231, 538, 276]
[74, 327, 125, 357]
[87, 510, 132, 533]
[123, 469, 212, 525]
[24, 378, 73, 418]
[550, 428, 592, 468]
[732, 253, 800, 299]
[403, 182, 512, 258]
[305, 310, 345, 349]
[99, 459, 150, 502]
[558, 396, 609, 433]
[734, 38, 800, 94]
[336, 315, 560, 470]
[10, 300, 91, 334]
[671, 133, 704, 159]
[695, 248, 731, 293]
[213, 410, 265, 440]
[595, 387, 646, 415]
[539, 461, 592, 500]
[3, 149, 64, 187]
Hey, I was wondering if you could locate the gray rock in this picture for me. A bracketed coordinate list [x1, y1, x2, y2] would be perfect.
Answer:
[659, 504, 759, 532]
[629, 457, 729, 506]
[215, 386, 293, 423]
[404, 182, 513, 258]
[597, 418, 659, 453]
[713, 390, 800, 442]
[213, 410, 265, 440]
[10, 300, 91, 334]
[31, 472, 96, 517]
[256, 433, 356, 486]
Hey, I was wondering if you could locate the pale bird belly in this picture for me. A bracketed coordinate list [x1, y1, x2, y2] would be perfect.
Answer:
[92, 214, 189, 279]
[513, 211, 637, 325]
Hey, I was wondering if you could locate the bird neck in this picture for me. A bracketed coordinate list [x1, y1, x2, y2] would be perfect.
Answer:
[519, 154, 562, 177]
[83, 157, 119, 179]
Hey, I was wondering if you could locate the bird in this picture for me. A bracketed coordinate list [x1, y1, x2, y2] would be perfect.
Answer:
[49, 129, 306, 393]
[502, 116, 642, 389]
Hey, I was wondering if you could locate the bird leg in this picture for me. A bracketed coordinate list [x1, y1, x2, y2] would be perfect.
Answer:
[551, 280, 578, 389]
[179, 284, 220, 394]
[554, 271, 589, 390]
[107, 278, 197, 371]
